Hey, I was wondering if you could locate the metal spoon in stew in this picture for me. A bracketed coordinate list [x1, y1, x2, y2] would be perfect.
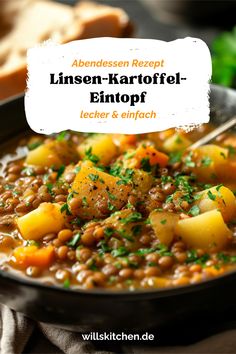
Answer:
[189, 116, 236, 150]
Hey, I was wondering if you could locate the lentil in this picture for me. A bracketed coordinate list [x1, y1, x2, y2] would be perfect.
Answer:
[1, 127, 236, 291]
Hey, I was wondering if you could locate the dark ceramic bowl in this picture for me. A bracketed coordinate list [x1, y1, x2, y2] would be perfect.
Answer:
[0, 85, 236, 331]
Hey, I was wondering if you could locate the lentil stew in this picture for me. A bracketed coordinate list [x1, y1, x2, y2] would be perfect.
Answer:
[1, 126, 236, 291]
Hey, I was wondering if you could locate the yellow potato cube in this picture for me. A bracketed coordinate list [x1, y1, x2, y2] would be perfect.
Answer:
[16, 203, 65, 240]
[71, 164, 131, 219]
[175, 210, 232, 251]
[77, 134, 117, 165]
[26, 144, 61, 167]
[132, 169, 154, 194]
[26, 140, 78, 168]
[150, 211, 179, 246]
[195, 185, 236, 222]
[163, 133, 192, 152]
[191, 144, 228, 182]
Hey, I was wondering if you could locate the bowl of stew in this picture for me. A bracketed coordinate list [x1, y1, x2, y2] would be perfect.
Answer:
[0, 84, 236, 331]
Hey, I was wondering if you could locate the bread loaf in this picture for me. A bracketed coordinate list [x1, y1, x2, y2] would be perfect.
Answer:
[0, 0, 132, 100]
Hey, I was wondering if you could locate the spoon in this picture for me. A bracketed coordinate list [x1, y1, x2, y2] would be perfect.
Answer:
[189, 116, 236, 150]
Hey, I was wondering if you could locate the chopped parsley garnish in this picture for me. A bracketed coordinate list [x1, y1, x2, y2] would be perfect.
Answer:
[201, 156, 212, 166]
[107, 191, 117, 200]
[87, 258, 98, 271]
[84, 147, 100, 164]
[141, 157, 151, 172]
[27, 141, 42, 150]
[161, 175, 173, 184]
[108, 201, 116, 211]
[165, 195, 173, 203]
[22, 167, 35, 176]
[227, 145, 236, 156]
[207, 190, 216, 201]
[134, 244, 173, 257]
[60, 203, 71, 215]
[156, 244, 173, 257]
[74, 166, 81, 173]
[82, 197, 88, 207]
[96, 165, 106, 172]
[57, 131, 67, 141]
[134, 248, 153, 256]
[116, 180, 126, 186]
[118, 230, 134, 242]
[67, 191, 76, 201]
[184, 152, 195, 168]
[111, 246, 129, 257]
[124, 151, 135, 159]
[98, 240, 111, 254]
[4, 184, 14, 190]
[26, 240, 39, 247]
[109, 164, 122, 177]
[126, 201, 133, 209]
[217, 253, 236, 264]
[175, 135, 183, 144]
[63, 279, 70, 289]
[111, 166, 134, 185]
[160, 219, 167, 225]
[144, 218, 151, 225]
[67, 233, 81, 248]
[104, 227, 114, 238]
[46, 183, 54, 195]
[169, 151, 183, 165]
[193, 193, 201, 201]
[120, 212, 142, 224]
[216, 184, 224, 193]
[188, 205, 200, 217]
[186, 249, 210, 266]
[57, 165, 65, 179]
[88, 173, 99, 182]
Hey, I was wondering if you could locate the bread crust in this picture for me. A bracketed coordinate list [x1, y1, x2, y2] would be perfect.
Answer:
[0, 1, 132, 100]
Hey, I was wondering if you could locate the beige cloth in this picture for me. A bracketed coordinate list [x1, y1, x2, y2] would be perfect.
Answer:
[1, 304, 236, 354]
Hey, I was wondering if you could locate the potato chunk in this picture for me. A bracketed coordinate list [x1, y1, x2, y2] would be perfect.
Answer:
[163, 133, 192, 152]
[150, 211, 179, 246]
[175, 210, 232, 251]
[26, 140, 78, 168]
[195, 185, 236, 222]
[191, 144, 228, 182]
[71, 164, 131, 219]
[77, 134, 117, 165]
[16, 203, 65, 240]
[103, 209, 143, 249]
[132, 169, 154, 194]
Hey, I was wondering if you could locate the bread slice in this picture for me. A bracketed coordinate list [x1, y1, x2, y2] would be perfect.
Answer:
[0, 0, 132, 100]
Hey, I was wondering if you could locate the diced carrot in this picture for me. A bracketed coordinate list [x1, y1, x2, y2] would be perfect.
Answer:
[12, 245, 55, 268]
[203, 266, 224, 277]
[122, 135, 137, 145]
[134, 145, 169, 167]
[113, 134, 137, 150]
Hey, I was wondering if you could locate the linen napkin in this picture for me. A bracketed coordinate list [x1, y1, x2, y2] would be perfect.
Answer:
[1, 304, 236, 354]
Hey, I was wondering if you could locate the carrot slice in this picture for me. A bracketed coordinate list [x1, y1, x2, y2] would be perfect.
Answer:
[113, 134, 137, 151]
[12, 245, 55, 268]
[135, 145, 169, 167]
